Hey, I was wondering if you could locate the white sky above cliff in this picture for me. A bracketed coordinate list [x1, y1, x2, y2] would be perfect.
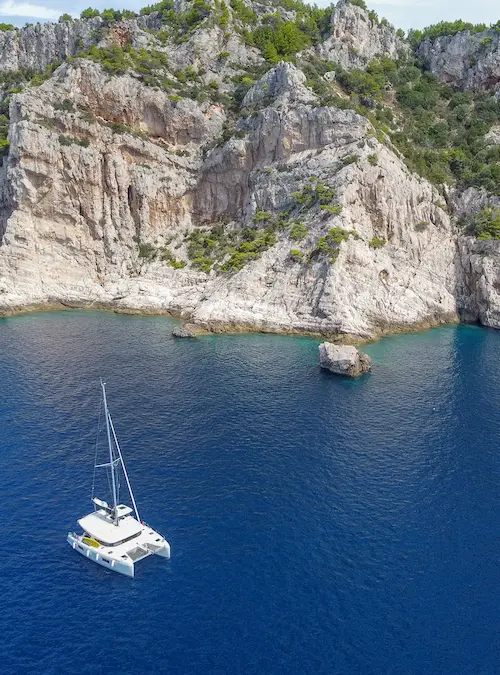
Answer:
[0, 0, 498, 33]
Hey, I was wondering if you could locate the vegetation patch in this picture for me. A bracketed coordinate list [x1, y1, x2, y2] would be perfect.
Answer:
[0, 113, 8, 158]
[408, 21, 489, 47]
[138, 242, 157, 260]
[290, 222, 308, 241]
[292, 180, 338, 209]
[59, 134, 89, 147]
[313, 227, 356, 263]
[140, 0, 214, 42]
[470, 208, 500, 240]
[160, 246, 186, 268]
[369, 236, 387, 249]
[54, 98, 76, 113]
[220, 229, 277, 272]
[289, 249, 304, 261]
[414, 220, 429, 232]
[184, 220, 279, 274]
[239, 3, 332, 63]
[325, 55, 500, 194]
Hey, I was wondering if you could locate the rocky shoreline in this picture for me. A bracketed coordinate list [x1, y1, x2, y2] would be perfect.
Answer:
[0, 300, 461, 345]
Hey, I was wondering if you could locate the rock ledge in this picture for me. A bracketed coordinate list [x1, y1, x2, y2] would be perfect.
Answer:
[172, 325, 197, 338]
[319, 343, 371, 377]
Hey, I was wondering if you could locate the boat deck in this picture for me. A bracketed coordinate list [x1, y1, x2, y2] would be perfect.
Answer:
[127, 546, 151, 562]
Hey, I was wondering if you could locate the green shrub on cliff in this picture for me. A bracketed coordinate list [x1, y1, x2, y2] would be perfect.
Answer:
[242, 3, 333, 63]
[140, 0, 173, 15]
[138, 243, 157, 260]
[329, 53, 500, 194]
[59, 134, 89, 147]
[230, 0, 257, 25]
[80, 7, 100, 18]
[470, 208, 500, 240]
[0, 112, 9, 158]
[185, 222, 278, 274]
[349, 0, 367, 9]
[292, 182, 337, 209]
[247, 17, 312, 62]
[312, 227, 354, 263]
[369, 236, 387, 249]
[290, 223, 308, 241]
[408, 21, 488, 47]
[220, 229, 277, 272]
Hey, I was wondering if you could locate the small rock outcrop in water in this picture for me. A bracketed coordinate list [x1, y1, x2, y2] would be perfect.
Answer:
[172, 325, 196, 338]
[319, 343, 371, 377]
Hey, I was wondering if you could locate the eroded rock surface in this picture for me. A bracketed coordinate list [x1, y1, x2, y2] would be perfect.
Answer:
[0, 2, 498, 340]
[418, 29, 500, 93]
[318, 0, 408, 69]
[319, 342, 371, 377]
[172, 324, 196, 337]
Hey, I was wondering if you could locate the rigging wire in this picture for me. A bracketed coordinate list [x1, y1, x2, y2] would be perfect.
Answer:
[105, 413, 113, 500]
[91, 397, 102, 503]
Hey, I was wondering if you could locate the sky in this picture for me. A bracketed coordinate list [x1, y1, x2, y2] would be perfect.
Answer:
[0, 0, 498, 32]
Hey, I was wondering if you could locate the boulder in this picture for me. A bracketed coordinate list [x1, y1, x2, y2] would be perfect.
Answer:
[319, 342, 371, 377]
[172, 324, 196, 338]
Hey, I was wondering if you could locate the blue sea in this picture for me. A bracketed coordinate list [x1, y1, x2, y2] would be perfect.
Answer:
[1, 311, 499, 674]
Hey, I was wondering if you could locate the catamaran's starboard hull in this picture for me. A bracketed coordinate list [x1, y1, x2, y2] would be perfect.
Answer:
[67, 533, 135, 577]
[155, 542, 171, 558]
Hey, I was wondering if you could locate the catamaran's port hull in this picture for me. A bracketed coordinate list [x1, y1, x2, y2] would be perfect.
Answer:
[68, 533, 135, 576]
[67, 531, 171, 577]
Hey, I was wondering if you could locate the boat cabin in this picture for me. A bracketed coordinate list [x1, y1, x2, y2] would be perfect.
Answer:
[78, 506, 142, 547]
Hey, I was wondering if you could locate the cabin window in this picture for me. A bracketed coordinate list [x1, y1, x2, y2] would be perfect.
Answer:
[98, 531, 141, 547]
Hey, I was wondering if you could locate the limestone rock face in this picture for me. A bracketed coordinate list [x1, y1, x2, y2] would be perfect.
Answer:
[0, 16, 159, 74]
[319, 342, 371, 377]
[0, 9, 498, 340]
[457, 237, 500, 327]
[318, 0, 408, 69]
[242, 62, 315, 108]
[418, 29, 500, 93]
[0, 56, 461, 338]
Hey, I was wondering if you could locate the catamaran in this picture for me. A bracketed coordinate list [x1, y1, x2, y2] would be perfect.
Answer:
[67, 380, 170, 577]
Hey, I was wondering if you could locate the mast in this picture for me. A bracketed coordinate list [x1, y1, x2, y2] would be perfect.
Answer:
[101, 379, 118, 522]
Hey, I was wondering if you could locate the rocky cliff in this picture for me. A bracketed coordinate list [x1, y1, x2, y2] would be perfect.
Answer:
[319, 0, 407, 69]
[418, 28, 500, 93]
[0, 0, 499, 340]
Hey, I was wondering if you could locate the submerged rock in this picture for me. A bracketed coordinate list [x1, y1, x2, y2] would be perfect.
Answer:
[319, 343, 371, 377]
[172, 325, 196, 338]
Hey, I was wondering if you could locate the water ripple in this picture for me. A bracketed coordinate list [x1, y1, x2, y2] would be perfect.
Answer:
[0, 314, 499, 674]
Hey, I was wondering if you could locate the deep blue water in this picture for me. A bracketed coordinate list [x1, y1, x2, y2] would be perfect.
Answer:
[1, 312, 499, 675]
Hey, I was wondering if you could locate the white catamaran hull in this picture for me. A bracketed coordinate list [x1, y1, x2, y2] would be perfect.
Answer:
[67, 527, 170, 578]
[68, 533, 135, 576]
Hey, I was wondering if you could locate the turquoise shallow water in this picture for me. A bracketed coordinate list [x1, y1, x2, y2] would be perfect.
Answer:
[0, 312, 499, 674]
